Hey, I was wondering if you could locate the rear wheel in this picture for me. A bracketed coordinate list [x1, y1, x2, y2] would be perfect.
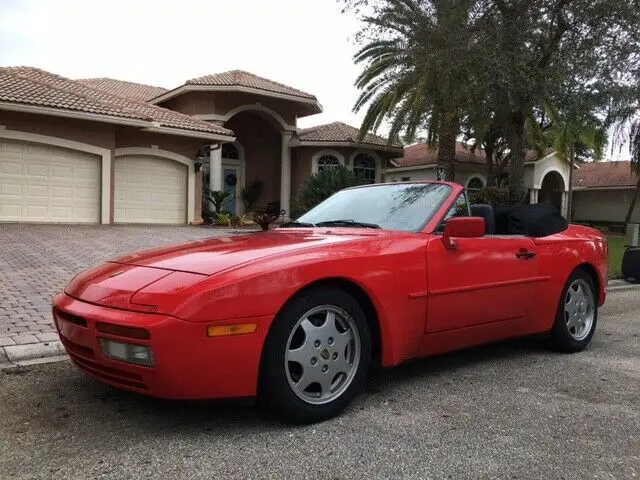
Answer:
[260, 287, 371, 423]
[550, 270, 598, 352]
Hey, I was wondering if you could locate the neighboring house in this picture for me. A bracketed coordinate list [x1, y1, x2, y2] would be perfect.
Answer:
[0, 67, 401, 224]
[386, 142, 639, 223]
[572, 161, 640, 224]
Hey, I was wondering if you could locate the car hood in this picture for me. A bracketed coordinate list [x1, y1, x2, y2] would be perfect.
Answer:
[108, 229, 377, 275]
[64, 229, 383, 311]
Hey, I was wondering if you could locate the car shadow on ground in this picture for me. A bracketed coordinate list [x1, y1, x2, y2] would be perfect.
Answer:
[31, 335, 552, 434]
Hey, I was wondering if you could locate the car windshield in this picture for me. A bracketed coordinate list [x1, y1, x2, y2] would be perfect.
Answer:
[293, 183, 451, 232]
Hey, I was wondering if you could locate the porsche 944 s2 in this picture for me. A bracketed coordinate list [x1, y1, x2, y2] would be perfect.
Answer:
[53, 182, 608, 423]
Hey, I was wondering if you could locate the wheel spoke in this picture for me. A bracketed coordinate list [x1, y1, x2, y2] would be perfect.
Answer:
[565, 294, 577, 318]
[318, 371, 333, 397]
[332, 351, 351, 375]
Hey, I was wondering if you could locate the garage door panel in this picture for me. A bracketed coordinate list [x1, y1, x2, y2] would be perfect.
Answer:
[1, 160, 23, 175]
[0, 139, 100, 223]
[114, 155, 187, 224]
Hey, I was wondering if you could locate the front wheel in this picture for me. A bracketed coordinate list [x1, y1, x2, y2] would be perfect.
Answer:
[260, 287, 371, 423]
[549, 270, 598, 352]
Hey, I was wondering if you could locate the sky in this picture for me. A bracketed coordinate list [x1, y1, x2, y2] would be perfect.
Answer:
[0, 0, 366, 129]
[0, 0, 631, 159]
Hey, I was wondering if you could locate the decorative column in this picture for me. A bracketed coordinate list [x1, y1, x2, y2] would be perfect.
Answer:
[560, 191, 569, 218]
[280, 131, 293, 220]
[209, 145, 222, 192]
[529, 188, 539, 204]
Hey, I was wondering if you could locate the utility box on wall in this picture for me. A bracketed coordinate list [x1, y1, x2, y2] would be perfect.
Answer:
[627, 223, 640, 247]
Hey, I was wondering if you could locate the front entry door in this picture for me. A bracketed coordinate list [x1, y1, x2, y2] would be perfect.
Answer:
[223, 167, 238, 214]
[426, 235, 541, 333]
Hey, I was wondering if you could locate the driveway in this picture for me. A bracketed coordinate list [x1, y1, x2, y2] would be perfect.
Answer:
[0, 224, 241, 347]
[0, 288, 638, 479]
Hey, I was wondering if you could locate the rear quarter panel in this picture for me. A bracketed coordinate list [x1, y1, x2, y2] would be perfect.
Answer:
[529, 225, 608, 334]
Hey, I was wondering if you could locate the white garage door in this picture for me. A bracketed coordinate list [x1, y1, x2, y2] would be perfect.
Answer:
[114, 155, 187, 224]
[0, 139, 101, 223]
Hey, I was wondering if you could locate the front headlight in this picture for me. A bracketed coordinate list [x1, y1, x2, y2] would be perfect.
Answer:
[99, 338, 155, 367]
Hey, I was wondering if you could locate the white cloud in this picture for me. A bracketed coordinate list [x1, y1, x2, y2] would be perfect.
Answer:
[0, 0, 368, 128]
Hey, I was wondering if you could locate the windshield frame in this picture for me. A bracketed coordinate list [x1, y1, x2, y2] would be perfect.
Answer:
[290, 182, 454, 233]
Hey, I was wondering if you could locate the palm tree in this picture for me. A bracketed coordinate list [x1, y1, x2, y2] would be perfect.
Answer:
[529, 104, 607, 221]
[353, 0, 474, 181]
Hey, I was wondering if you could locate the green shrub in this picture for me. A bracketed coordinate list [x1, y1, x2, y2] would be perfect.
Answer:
[214, 212, 232, 226]
[207, 190, 231, 213]
[298, 166, 365, 211]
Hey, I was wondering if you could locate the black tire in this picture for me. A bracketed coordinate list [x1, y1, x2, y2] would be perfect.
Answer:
[259, 287, 371, 423]
[549, 269, 598, 353]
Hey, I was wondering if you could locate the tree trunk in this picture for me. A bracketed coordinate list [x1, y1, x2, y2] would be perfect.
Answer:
[624, 176, 640, 225]
[567, 153, 575, 222]
[485, 141, 495, 186]
[507, 110, 526, 204]
[437, 110, 458, 182]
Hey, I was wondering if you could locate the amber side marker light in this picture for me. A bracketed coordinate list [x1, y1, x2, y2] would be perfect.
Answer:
[96, 322, 151, 340]
[207, 323, 258, 337]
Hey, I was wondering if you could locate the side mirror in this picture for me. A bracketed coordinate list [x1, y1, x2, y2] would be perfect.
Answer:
[442, 217, 485, 250]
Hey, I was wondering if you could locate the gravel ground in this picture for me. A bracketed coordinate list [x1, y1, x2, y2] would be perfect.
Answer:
[1, 289, 638, 480]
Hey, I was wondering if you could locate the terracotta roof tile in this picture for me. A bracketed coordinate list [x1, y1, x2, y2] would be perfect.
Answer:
[397, 142, 540, 167]
[186, 70, 316, 100]
[297, 122, 401, 149]
[77, 78, 168, 102]
[573, 161, 639, 188]
[0, 67, 233, 137]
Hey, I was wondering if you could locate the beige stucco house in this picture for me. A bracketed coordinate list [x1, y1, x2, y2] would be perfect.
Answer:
[386, 142, 639, 223]
[0, 67, 401, 224]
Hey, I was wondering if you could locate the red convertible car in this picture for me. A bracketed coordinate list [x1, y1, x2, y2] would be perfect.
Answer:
[53, 182, 608, 423]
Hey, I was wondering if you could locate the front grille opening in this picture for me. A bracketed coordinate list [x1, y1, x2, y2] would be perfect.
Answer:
[54, 308, 87, 327]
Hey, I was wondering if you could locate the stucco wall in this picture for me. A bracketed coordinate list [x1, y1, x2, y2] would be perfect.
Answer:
[0, 110, 115, 149]
[573, 189, 640, 223]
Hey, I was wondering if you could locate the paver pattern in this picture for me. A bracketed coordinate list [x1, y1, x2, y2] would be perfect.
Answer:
[0, 224, 241, 346]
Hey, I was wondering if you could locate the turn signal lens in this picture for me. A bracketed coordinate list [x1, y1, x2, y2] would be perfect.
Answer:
[96, 322, 151, 340]
[207, 323, 258, 337]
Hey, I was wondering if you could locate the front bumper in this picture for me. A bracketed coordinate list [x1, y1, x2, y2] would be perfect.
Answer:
[52, 293, 272, 399]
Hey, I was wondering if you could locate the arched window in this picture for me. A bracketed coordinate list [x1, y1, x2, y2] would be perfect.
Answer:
[466, 176, 485, 199]
[353, 153, 377, 184]
[222, 143, 240, 159]
[317, 154, 341, 172]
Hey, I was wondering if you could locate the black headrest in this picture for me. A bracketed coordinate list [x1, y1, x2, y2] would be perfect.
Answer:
[470, 204, 495, 235]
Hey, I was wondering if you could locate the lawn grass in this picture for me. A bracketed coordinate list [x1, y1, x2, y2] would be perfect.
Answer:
[606, 234, 626, 279]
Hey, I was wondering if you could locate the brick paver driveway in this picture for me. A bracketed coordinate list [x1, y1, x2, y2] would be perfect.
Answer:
[0, 224, 243, 347]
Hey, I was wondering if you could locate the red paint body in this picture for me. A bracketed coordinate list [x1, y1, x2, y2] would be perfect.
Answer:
[52, 183, 608, 399]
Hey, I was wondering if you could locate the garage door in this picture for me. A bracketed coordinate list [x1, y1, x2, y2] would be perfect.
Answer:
[114, 155, 187, 224]
[0, 139, 100, 223]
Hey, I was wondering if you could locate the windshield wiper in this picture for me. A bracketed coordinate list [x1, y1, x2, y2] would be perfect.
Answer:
[315, 219, 381, 229]
[279, 221, 316, 228]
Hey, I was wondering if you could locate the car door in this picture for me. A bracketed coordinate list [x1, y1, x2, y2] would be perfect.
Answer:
[425, 194, 541, 333]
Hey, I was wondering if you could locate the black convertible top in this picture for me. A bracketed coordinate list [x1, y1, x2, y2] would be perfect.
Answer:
[494, 203, 568, 237]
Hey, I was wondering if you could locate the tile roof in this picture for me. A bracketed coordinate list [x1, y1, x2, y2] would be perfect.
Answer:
[573, 161, 639, 189]
[77, 77, 168, 102]
[297, 122, 401, 149]
[0, 67, 233, 137]
[185, 70, 317, 100]
[397, 142, 540, 167]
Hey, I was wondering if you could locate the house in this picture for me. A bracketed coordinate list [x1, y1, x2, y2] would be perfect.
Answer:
[386, 142, 640, 223]
[0, 67, 402, 224]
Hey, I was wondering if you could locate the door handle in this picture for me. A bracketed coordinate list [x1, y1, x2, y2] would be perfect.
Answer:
[516, 250, 536, 260]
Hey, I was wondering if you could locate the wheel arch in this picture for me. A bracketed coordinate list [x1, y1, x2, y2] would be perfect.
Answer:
[575, 262, 603, 304]
[262, 277, 383, 371]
